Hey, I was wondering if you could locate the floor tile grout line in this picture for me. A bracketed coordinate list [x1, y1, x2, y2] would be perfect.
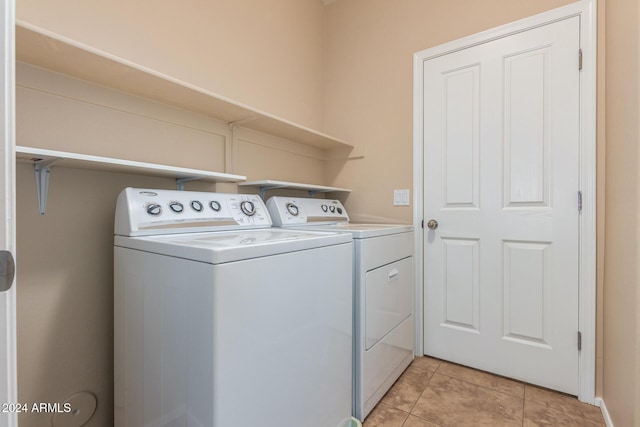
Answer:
[406, 368, 437, 418]
[397, 407, 411, 427]
[522, 392, 526, 427]
[430, 369, 526, 401]
[406, 360, 527, 422]
[372, 401, 411, 427]
[410, 362, 527, 425]
[402, 365, 525, 427]
[377, 364, 439, 416]
[430, 359, 527, 399]
[405, 409, 444, 427]
[371, 361, 441, 426]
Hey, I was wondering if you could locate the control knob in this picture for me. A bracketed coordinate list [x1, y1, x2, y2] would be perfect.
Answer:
[169, 201, 184, 213]
[146, 203, 162, 216]
[191, 201, 203, 212]
[240, 200, 256, 216]
[210, 201, 221, 212]
[286, 203, 299, 216]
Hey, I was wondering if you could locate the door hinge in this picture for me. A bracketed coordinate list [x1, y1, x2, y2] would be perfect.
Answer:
[578, 49, 583, 71]
[578, 191, 583, 212]
[578, 331, 582, 351]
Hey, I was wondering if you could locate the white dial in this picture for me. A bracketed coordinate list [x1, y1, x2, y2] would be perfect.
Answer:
[226, 196, 269, 226]
[286, 203, 299, 216]
[240, 200, 256, 216]
[169, 201, 184, 213]
[146, 203, 162, 216]
[191, 200, 203, 212]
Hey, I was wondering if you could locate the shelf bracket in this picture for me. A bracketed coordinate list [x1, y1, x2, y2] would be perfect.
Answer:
[256, 184, 289, 200]
[258, 186, 268, 200]
[229, 116, 261, 129]
[176, 176, 203, 191]
[33, 158, 59, 215]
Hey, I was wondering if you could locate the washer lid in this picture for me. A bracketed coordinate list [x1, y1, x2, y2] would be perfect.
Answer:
[115, 228, 352, 264]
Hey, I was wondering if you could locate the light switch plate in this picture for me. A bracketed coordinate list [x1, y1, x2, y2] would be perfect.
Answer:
[394, 189, 410, 206]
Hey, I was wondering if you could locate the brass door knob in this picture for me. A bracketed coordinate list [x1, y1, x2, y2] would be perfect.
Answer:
[427, 219, 438, 230]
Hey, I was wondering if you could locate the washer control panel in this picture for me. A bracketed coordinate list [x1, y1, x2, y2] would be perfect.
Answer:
[115, 188, 272, 236]
[266, 196, 349, 227]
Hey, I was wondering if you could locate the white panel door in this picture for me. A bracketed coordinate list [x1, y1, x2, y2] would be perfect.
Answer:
[0, 0, 16, 425]
[423, 16, 580, 394]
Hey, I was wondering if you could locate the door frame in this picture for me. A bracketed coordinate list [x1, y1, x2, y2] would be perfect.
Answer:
[412, 0, 597, 404]
[0, 0, 17, 424]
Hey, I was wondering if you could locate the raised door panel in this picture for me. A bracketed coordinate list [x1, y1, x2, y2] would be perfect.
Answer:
[502, 240, 551, 347]
[503, 48, 551, 208]
[441, 238, 480, 332]
[443, 66, 480, 209]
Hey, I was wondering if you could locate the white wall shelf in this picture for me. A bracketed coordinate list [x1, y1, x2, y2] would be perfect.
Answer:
[15, 21, 353, 152]
[16, 146, 246, 214]
[239, 180, 351, 199]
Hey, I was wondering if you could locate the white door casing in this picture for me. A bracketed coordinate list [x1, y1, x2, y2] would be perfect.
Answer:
[0, 0, 17, 425]
[413, 1, 597, 403]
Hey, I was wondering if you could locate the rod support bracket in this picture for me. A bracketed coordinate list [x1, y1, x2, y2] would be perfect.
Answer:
[176, 176, 203, 191]
[34, 158, 59, 215]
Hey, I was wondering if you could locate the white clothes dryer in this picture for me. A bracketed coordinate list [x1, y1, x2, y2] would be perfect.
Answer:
[266, 196, 414, 421]
[114, 188, 353, 427]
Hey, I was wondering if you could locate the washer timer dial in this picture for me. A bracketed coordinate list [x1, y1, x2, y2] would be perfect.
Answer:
[227, 196, 269, 225]
[286, 203, 299, 216]
[240, 200, 256, 216]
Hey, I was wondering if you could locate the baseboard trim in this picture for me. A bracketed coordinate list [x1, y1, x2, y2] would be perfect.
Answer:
[595, 397, 614, 427]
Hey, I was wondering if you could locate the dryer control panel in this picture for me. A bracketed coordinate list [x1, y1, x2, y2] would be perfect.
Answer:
[266, 196, 349, 227]
[115, 188, 272, 236]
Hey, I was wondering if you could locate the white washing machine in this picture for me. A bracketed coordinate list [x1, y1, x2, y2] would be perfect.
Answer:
[266, 196, 414, 421]
[114, 188, 354, 427]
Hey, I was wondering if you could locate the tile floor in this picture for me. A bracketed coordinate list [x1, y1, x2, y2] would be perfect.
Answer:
[363, 357, 605, 427]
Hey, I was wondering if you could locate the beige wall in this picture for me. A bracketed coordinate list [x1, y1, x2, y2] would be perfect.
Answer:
[17, 0, 326, 130]
[602, 0, 640, 424]
[16, 166, 175, 427]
